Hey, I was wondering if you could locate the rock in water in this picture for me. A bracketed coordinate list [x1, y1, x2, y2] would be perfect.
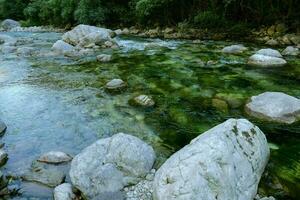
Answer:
[54, 183, 75, 200]
[37, 151, 72, 164]
[69, 133, 156, 199]
[105, 79, 126, 92]
[62, 24, 115, 47]
[248, 54, 287, 67]
[222, 44, 247, 54]
[97, 54, 112, 62]
[0, 34, 17, 46]
[52, 40, 75, 56]
[0, 120, 7, 136]
[245, 92, 300, 124]
[153, 119, 269, 200]
[0, 150, 8, 166]
[282, 46, 299, 56]
[1, 19, 20, 30]
[256, 48, 283, 58]
[131, 95, 155, 107]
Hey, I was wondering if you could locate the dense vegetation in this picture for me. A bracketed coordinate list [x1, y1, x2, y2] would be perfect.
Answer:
[0, 0, 299, 30]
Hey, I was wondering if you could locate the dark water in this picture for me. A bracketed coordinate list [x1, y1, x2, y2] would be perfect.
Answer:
[0, 32, 299, 199]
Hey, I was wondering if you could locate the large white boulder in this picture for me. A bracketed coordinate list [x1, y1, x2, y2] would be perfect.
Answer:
[282, 46, 299, 56]
[62, 25, 115, 47]
[153, 119, 269, 200]
[248, 54, 287, 67]
[1, 19, 20, 30]
[52, 40, 75, 56]
[256, 48, 282, 58]
[222, 44, 247, 54]
[245, 92, 300, 124]
[69, 133, 156, 199]
[54, 183, 75, 200]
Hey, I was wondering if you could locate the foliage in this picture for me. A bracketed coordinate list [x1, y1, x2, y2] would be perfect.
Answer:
[194, 11, 226, 29]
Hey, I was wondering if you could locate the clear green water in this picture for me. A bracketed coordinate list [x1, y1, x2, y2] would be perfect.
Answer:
[0, 32, 299, 199]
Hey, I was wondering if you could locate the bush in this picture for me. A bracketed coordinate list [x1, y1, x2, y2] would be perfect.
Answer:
[194, 11, 227, 29]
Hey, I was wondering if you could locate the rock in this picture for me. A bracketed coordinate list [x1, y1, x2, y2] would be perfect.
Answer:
[97, 54, 112, 62]
[62, 25, 115, 47]
[122, 28, 130, 35]
[248, 54, 287, 67]
[54, 183, 75, 200]
[164, 27, 174, 34]
[0, 150, 8, 166]
[0, 120, 7, 136]
[281, 34, 292, 45]
[52, 40, 75, 56]
[104, 40, 113, 48]
[267, 25, 275, 36]
[289, 35, 300, 45]
[153, 119, 269, 200]
[245, 92, 300, 124]
[256, 48, 282, 58]
[105, 79, 126, 92]
[265, 39, 279, 46]
[222, 44, 247, 54]
[212, 98, 228, 112]
[69, 133, 156, 199]
[16, 47, 35, 57]
[0, 34, 17, 46]
[275, 23, 286, 33]
[1, 46, 16, 53]
[1, 19, 20, 30]
[38, 151, 72, 164]
[215, 93, 245, 109]
[282, 46, 299, 56]
[115, 29, 122, 35]
[259, 197, 276, 200]
[131, 95, 155, 107]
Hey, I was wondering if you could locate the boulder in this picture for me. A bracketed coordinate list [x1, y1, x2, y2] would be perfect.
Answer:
[1, 19, 20, 30]
[69, 133, 156, 199]
[0, 120, 7, 136]
[131, 95, 155, 107]
[115, 29, 122, 35]
[245, 92, 300, 124]
[265, 39, 279, 46]
[52, 40, 75, 56]
[62, 25, 115, 47]
[16, 47, 35, 57]
[153, 119, 269, 200]
[282, 46, 299, 56]
[248, 54, 287, 67]
[54, 183, 75, 200]
[38, 151, 72, 164]
[0, 150, 8, 166]
[105, 79, 126, 92]
[222, 44, 247, 54]
[97, 54, 112, 62]
[256, 48, 282, 58]
[0, 34, 17, 46]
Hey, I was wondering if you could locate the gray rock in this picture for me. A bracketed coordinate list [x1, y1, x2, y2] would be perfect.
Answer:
[265, 39, 279, 46]
[245, 92, 300, 124]
[1, 45, 16, 53]
[222, 44, 247, 54]
[69, 133, 156, 199]
[256, 48, 283, 58]
[38, 151, 72, 164]
[54, 183, 75, 200]
[0, 150, 8, 166]
[97, 54, 112, 62]
[248, 54, 287, 67]
[132, 95, 155, 107]
[282, 46, 299, 56]
[0, 34, 17, 46]
[52, 40, 75, 56]
[1, 19, 20, 30]
[153, 119, 269, 200]
[105, 79, 126, 91]
[0, 120, 7, 136]
[16, 47, 35, 57]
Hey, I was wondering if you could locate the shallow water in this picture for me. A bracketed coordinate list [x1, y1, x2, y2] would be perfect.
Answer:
[0, 32, 299, 199]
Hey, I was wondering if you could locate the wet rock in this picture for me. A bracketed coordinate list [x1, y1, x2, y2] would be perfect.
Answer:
[16, 47, 35, 57]
[69, 133, 156, 199]
[122, 28, 130, 35]
[37, 151, 72, 164]
[245, 92, 300, 124]
[0, 34, 17, 46]
[115, 29, 122, 35]
[265, 39, 279, 46]
[256, 48, 283, 58]
[222, 44, 247, 54]
[0, 120, 7, 136]
[62, 24, 115, 47]
[1, 19, 20, 30]
[54, 183, 75, 200]
[105, 79, 126, 92]
[97, 54, 112, 62]
[153, 119, 269, 200]
[282, 46, 299, 56]
[104, 41, 113, 48]
[23, 161, 65, 187]
[248, 54, 287, 67]
[0, 150, 8, 166]
[215, 93, 245, 109]
[212, 98, 228, 113]
[131, 95, 155, 107]
[1, 46, 16, 53]
[52, 40, 75, 56]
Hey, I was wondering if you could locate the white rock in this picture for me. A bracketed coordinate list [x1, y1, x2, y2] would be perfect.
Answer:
[1, 19, 20, 30]
[245, 92, 300, 124]
[54, 183, 75, 200]
[256, 48, 282, 58]
[105, 79, 126, 91]
[69, 133, 156, 199]
[52, 40, 75, 56]
[115, 29, 123, 35]
[248, 54, 287, 67]
[132, 95, 155, 107]
[282, 46, 299, 56]
[17, 47, 35, 57]
[97, 54, 112, 62]
[265, 39, 279, 46]
[38, 151, 72, 164]
[222, 44, 247, 54]
[153, 119, 270, 200]
[0, 34, 17, 46]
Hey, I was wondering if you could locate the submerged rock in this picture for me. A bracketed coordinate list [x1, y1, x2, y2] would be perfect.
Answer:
[105, 79, 126, 92]
[0, 120, 7, 136]
[256, 48, 283, 58]
[0, 150, 8, 166]
[54, 183, 75, 200]
[153, 119, 270, 200]
[37, 151, 72, 164]
[0, 34, 17, 46]
[222, 44, 247, 54]
[282, 46, 299, 56]
[131, 95, 155, 107]
[245, 92, 300, 124]
[97, 54, 112, 62]
[69, 133, 156, 199]
[16, 47, 35, 57]
[212, 98, 228, 113]
[266, 39, 279, 46]
[1, 19, 20, 30]
[248, 54, 287, 67]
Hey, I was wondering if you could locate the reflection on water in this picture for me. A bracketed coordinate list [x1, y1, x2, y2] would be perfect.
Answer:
[0, 31, 299, 199]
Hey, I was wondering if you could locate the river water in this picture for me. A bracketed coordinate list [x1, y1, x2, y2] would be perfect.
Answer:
[0, 31, 299, 199]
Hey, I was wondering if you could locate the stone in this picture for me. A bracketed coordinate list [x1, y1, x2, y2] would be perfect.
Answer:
[1, 46, 16, 53]
[282, 46, 299, 56]
[54, 183, 75, 200]
[69, 133, 156, 199]
[115, 29, 122, 35]
[132, 95, 155, 107]
[104, 41, 113, 47]
[222, 44, 247, 54]
[52, 40, 75, 56]
[281, 34, 292, 45]
[0, 120, 7, 136]
[265, 39, 279, 46]
[245, 92, 300, 124]
[97, 54, 112, 62]
[1, 19, 20, 30]
[62, 24, 115, 47]
[0, 150, 8, 166]
[122, 28, 130, 35]
[212, 98, 228, 112]
[289, 35, 300, 45]
[16, 47, 35, 57]
[37, 151, 72, 164]
[105, 79, 126, 92]
[275, 23, 286, 33]
[256, 48, 282, 58]
[0, 34, 17, 46]
[267, 25, 275, 36]
[153, 119, 270, 200]
[248, 54, 287, 67]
